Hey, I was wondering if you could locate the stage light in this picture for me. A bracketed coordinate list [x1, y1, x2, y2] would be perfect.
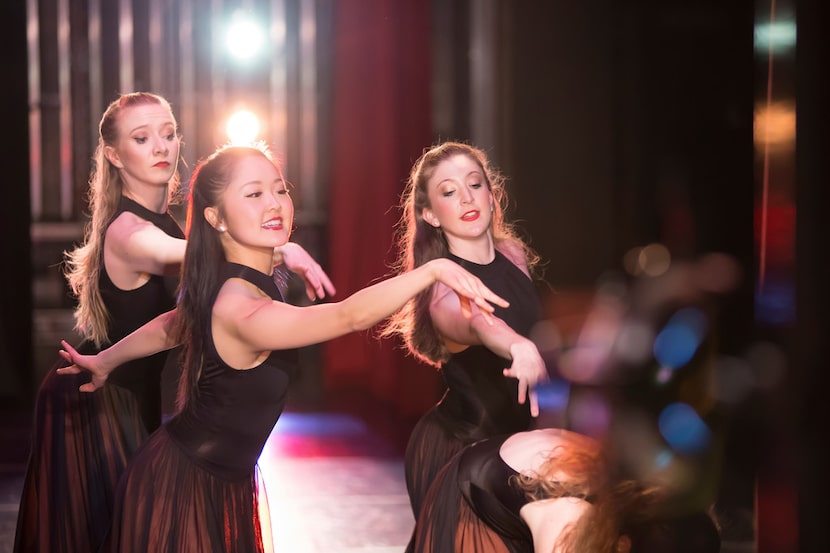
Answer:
[226, 110, 260, 145]
[658, 402, 711, 455]
[226, 13, 265, 62]
[754, 102, 796, 146]
[754, 21, 796, 54]
[653, 307, 707, 370]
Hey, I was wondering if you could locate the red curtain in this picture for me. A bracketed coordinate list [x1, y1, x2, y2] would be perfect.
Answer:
[323, 0, 440, 416]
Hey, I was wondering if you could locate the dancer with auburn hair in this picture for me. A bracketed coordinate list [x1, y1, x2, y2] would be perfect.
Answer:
[411, 428, 721, 553]
[380, 142, 549, 544]
[410, 251, 739, 553]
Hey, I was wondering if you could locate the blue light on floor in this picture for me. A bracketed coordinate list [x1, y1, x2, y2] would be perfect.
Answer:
[272, 412, 370, 437]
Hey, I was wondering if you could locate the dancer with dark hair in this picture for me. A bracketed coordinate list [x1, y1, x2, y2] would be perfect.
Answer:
[14, 93, 332, 553]
[58, 142, 508, 552]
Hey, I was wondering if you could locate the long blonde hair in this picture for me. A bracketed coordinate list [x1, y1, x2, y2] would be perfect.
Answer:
[64, 92, 180, 347]
[381, 141, 540, 366]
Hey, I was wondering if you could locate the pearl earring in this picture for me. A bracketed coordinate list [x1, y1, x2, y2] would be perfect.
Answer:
[218, 225, 226, 232]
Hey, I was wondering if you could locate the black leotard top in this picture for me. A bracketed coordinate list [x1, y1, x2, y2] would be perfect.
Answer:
[436, 251, 543, 440]
[166, 262, 298, 481]
[98, 196, 185, 431]
[458, 434, 533, 544]
[459, 435, 722, 553]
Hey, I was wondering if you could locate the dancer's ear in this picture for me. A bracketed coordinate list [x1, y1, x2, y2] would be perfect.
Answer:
[204, 207, 225, 232]
[103, 146, 124, 169]
[421, 208, 440, 228]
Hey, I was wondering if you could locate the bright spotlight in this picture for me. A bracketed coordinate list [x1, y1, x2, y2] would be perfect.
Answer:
[226, 110, 260, 145]
[754, 21, 796, 54]
[226, 14, 265, 61]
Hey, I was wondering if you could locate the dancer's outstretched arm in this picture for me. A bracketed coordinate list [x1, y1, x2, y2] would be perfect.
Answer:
[58, 309, 177, 392]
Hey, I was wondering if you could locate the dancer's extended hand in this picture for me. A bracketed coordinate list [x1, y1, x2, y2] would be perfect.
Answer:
[275, 243, 336, 301]
[428, 258, 509, 324]
[56, 340, 112, 392]
[503, 339, 548, 417]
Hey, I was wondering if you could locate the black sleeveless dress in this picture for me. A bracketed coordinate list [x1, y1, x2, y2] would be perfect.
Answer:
[14, 197, 184, 553]
[404, 250, 543, 530]
[104, 262, 297, 553]
[413, 433, 722, 553]
[411, 433, 533, 553]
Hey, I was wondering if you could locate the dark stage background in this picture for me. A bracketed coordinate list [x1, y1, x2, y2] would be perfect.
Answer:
[2, 1, 828, 551]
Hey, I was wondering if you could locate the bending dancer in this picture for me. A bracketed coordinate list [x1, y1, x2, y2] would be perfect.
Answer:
[58, 142, 508, 552]
[380, 141, 549, 529]
[14, 93, 332, 553]
[412, 428, 721, 553]
[410, 251, 741, 553]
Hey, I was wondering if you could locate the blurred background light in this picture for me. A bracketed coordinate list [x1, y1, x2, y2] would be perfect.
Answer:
[623, 243, 671, 277]
[658, 402, 711, 454]
[655, 365, 674, 385]
[226, 12, 266, 62]
[754, 102, 796, 146]
[534, 378, 571, 412]
[614, 318, 655, 367]
[654, 449, 674, 470]
[754, 21, 796, 54]
[693, 252, 742, 293]
[653, 307, 707, 369]
[226, 110, 260, 145]
[569, 390, 611, 438]
[529, 319, 563, 355]
[754, 279, 795, 325]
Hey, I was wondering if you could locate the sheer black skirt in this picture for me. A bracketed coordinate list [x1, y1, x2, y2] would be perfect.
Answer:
[14, 366, 147, 553]
[404, 405, 469, 517]
[103, 426, 271, 553]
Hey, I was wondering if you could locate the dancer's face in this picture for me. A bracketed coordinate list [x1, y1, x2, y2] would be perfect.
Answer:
[421, 153, 493, 241]
[105, 103, 180, 188]
[209, 154, 294, 251]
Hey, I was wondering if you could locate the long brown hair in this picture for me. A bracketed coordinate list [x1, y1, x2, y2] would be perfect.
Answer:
[64, 92, 180, 347]
[381, 141, 540, 366]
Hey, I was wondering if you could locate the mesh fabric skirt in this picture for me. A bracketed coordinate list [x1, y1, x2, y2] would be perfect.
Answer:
[404, 405, 469, 519]
[404, 405, 483, 553]
[103, 426, 270, 553]
[14, 366, 147, 553]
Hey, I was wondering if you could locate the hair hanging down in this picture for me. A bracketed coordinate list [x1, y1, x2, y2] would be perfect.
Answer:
[380, 141, 540, 367]
[64, 92, 180, 347]
[515, 444, 721, 553]
[514, 446, 665, 553]
[171, 142, 277, 412]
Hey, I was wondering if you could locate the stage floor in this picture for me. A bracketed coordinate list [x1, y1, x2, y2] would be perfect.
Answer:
[0, 400, 755, 553]
[0, 403, 416, 553]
